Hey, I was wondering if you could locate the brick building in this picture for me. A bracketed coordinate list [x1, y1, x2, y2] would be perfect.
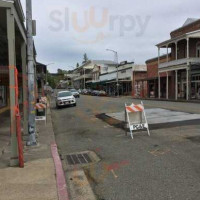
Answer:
[144, 55, 172, 99]
[144, 18, 200, 100]
[157, 18, 200, 100]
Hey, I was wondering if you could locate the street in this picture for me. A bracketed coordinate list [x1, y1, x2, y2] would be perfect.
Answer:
[51, 95, 200, 200]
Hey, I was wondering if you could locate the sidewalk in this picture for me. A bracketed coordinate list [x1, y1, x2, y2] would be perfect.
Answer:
[0, 108, 59, 200]
[0, 111, 10, 156]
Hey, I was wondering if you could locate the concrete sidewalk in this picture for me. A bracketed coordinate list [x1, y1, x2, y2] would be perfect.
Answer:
[0, 111, 10, 156]
[0, 108, 59, 200]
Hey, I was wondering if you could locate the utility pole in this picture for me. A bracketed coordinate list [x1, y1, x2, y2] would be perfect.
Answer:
[26, 0, 37, 146]
[106, 49, 119, 97]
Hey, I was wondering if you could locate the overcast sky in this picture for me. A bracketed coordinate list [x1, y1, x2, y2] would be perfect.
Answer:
[21, 0, 200, 72]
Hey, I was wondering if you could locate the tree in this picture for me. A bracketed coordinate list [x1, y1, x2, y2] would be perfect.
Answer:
[57, 68, 68, 74]
[83, 53, 89, 64]
[76, 63, 79, 68]
[57, 69, 63, 74]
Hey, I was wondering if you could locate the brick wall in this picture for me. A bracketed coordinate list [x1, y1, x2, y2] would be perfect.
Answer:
[146, 56, 169, 79]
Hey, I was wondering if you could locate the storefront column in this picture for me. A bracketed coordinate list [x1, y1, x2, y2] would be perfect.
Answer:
[21, 41, 28, 136]
[186, 68, 189, 100]
[166, 72, 169, 99]
[158, 47, 160, 65]
[7, 9, 19, 166]
[158, 73, 161, 99]
[175, 70, 178, 100]
[166, 45, 169, 62]
[187, 38, 190, 59]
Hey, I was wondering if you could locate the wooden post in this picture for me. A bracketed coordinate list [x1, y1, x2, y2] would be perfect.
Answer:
[175, 70, 178, 100]
[186, 68, 189, 100]
[158, 73, 161, 99]
[7, 8, 19, 166]
[21, 41, 28, 136]
[166, 72, 169, 99]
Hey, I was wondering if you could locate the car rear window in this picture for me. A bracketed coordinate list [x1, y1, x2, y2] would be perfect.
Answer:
[58, 92, 72, 97]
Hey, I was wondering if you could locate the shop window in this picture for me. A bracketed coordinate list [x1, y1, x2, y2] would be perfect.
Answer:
[0, 86, 7, 108]
[196, 42, 200, 57]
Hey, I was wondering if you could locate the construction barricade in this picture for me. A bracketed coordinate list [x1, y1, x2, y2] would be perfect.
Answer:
[13, 66, 24, 168]
[35, 102, 47, 125]
[125, 101, 150, 139]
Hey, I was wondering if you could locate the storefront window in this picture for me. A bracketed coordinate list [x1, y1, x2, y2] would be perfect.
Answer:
[0, 86, 7, 108]
[191, 74, 200, 99]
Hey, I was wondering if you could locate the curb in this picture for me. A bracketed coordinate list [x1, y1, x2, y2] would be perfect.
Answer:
[132, 97, 200, 104]
[51, 142, 70, 200]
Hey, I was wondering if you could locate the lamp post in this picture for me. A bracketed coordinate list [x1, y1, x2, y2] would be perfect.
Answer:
[106, 49, 119, 97]
[26, 0, 37, 146]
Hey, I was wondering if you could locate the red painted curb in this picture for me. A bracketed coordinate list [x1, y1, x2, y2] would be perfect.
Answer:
[51, 142, 70, 200]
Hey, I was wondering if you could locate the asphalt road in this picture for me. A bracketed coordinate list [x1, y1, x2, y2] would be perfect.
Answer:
[51, 95, 200, 200]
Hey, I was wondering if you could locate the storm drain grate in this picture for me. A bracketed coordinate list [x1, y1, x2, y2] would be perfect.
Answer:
[66, 153, 92, 165]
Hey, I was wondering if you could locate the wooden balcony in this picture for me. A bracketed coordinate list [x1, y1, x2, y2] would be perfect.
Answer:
[159, 57, 200, 69]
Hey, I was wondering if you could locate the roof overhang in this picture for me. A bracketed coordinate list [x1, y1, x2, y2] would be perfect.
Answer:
[0, 0, 26, 42]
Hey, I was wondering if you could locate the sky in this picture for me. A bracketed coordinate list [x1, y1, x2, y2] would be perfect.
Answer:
[21, 0, 200, 72]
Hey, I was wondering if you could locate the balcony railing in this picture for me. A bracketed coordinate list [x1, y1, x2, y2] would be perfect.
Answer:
[159, 57, 200, 69]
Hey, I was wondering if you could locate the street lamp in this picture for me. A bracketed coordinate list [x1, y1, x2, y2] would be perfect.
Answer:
[106, 49, 119, 97]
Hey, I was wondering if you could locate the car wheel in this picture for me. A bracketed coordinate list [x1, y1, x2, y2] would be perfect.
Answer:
[73, 103, 77, 107]
[56, 104, 60, 109]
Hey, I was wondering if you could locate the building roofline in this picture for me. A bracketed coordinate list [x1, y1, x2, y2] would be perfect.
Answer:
[156, 29, 200, 47]
[14, 0, 25, 22]
[170, 18, 200, 35]
[145, 53, 171, 64]
[36, 62, 47, 67]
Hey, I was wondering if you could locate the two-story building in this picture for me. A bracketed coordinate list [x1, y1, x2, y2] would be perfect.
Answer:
[144, 55, 170, 99]
[99, 62, 147, 96]
[157, 18, 200, 100]
[73, 60, 116, 89]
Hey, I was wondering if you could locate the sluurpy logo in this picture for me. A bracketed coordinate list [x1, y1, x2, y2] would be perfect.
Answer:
[49, 6, 151, 44]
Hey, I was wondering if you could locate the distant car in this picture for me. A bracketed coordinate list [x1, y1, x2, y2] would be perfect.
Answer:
[56, 91, 76, 108]
[91, 90, 100, 96]
[82, 89, 89, 95]
[87, 89, 92, 95]
[78, 89, 82, 94]
[99, 90, 107, 96]
[70, 89, 80, 98]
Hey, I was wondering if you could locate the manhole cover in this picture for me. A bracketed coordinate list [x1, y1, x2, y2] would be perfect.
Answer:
[66, 153, 92, 165]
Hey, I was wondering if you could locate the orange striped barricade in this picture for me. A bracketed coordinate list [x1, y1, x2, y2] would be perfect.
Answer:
[40, 97, 47, 104]
[125, 101, 150, 139]
[35, 103, 47, 125]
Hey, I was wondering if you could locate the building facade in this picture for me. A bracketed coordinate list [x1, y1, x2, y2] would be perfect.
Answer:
[0, 0, 42, 166]
[157, 18, 200, 101]
[99, 62, 147, 96]
[72, 60, 116, 89]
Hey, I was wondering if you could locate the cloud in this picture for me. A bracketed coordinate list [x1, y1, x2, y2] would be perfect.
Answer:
[21, 0, 200, 72]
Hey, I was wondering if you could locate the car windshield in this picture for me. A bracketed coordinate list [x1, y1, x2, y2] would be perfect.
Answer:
[70, 89, 77, 92]
[58, 92, 72, 97]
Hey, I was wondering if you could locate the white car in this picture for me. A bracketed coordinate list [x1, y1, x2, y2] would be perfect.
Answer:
[56, 91, 76, 108]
